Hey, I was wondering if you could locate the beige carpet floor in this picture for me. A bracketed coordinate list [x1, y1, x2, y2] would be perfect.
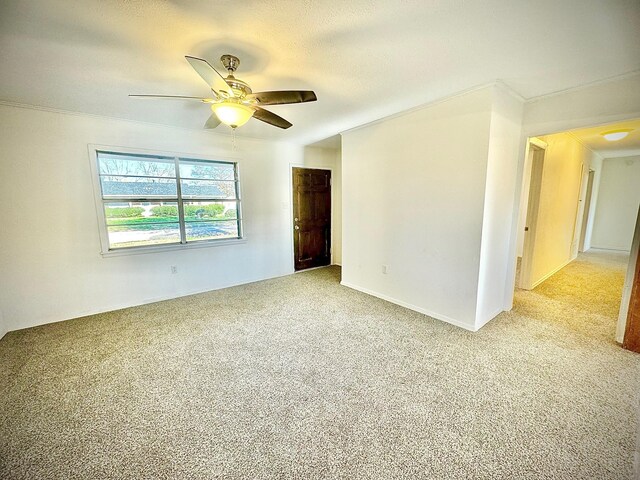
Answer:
[1, 251, 639, 479]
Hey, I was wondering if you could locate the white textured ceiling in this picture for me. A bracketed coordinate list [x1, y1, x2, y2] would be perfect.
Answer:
[1, 0, 639, 145]
[570, 119, 640, 158]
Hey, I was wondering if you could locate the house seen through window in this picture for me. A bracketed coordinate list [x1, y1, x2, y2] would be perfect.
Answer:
[96, 151, 242, 250]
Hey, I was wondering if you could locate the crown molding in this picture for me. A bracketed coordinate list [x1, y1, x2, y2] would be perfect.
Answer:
[340, 82, 500, 136]
[524, 70, 640, 104]
[0, 99, 302, 146]
[566, 131, 605, 160]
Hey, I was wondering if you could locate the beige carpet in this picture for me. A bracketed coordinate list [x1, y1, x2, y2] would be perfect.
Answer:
[1, 251, 639, 479]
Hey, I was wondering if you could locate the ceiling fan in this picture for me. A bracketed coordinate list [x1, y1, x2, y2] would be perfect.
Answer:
[130, 54, 317, 130]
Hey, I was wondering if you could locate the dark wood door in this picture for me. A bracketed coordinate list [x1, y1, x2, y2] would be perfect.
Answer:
[293, 167, 331, 271]
[623, 252, 640, 353]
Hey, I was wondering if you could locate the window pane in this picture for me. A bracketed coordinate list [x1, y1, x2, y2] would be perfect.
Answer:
[105, 201, 180, 248]
[183, 201, 239, 221]
[107, 222, 180, 249]
[186, 220, 239, 242]
[101, 177, 178, 197]
[104, 202, 179, 226]
[179, 159, 235, 180]
[180, 179, 237, 199]
[98, 152, 176, 177]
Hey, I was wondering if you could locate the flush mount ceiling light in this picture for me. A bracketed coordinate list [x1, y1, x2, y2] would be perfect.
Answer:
[130, 54, 317, 131]
[602, 129, 632, 141]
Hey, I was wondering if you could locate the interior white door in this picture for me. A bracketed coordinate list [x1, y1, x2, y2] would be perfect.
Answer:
[519, 144, 546, 290]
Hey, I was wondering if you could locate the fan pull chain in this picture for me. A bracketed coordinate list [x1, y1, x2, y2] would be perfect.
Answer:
[231, 126, 238, 152]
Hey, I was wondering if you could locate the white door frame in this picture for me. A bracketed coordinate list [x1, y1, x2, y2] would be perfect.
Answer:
[518, 138, 547, 290]
[578, 169, 596, 252]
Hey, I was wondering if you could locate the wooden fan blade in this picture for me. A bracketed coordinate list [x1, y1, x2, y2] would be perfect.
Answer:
[185, 56, 233, 96]
[129, 94, 213, 101]
[252, 106, 292, 129]
[204, 114, 221, 129]
[247, 90, 317, 105]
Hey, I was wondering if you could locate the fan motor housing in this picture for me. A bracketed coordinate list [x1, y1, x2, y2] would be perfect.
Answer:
[221, 54, 240, 72]
[225, 76, 252, 97]
[221, 55, 252, 97]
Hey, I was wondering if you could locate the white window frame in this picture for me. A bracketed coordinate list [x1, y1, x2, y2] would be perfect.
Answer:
[88, 144, 245, 256]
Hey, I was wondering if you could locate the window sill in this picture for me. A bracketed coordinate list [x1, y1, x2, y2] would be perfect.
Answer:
[100, 237, 247, 257]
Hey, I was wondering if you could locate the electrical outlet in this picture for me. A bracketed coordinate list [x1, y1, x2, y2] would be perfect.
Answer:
[382, 264, 388, 274]
[170, 266, 178, 274]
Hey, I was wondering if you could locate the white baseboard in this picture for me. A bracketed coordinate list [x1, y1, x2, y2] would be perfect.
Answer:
[475, 307, 504, 331]
[587, 247, 631, 254]
[340, 281, 477, 331]
[7, 270, 296, 334]
[530, 257, 574, 290]
[522, 251, 595, 290]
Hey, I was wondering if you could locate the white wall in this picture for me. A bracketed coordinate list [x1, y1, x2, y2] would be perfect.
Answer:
[341, 87, 494, 330]
[0, 104, 341, 333]
[475, 87, 523, 328]
[590, 156, 640, 251]
[0, 310, 7, 341]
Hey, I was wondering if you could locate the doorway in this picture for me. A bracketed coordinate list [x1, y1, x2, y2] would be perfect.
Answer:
[579, 170, 595, 252]
[510, 119, 640, 351]
[518, 141, 546, 290]
[292, 167, 331, 271]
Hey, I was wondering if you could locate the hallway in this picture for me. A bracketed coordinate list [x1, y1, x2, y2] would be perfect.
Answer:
[513, 249, 630, 345]
[500, 249, 639, 478]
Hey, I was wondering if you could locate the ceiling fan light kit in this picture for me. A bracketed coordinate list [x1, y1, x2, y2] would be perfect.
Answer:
[211, 99, 254, 128]
[130, 54, 317, 131]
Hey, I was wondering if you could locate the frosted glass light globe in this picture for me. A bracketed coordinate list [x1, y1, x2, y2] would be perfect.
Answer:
[211, 101, 254, 128]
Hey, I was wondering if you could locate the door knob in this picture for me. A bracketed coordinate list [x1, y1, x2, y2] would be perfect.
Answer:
[294, 217, 299, 222]
[294, 225, 299, 230]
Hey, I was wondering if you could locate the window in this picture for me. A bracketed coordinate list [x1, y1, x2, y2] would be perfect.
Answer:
[94, 150, 242, 252]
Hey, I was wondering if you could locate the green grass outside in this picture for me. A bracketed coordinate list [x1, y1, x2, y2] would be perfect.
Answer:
[107, 215, 236, 232]
[107, 216, 179, 225]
